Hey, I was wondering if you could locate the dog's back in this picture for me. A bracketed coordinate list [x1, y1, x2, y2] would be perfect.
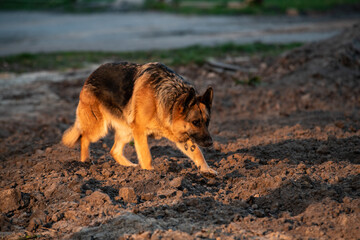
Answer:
[84, 62, 139, 117]
[84, 62, 193, 115]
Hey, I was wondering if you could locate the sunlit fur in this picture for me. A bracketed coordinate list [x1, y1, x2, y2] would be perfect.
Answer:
[62, 62, 217, 175]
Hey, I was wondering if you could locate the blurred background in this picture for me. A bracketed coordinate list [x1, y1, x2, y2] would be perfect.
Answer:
[1, 0, 360, 14]
[0, 0, 359, 72]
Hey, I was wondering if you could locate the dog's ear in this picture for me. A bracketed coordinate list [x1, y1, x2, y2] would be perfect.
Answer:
[200, 86, 213, 111]
[184, 88, 196, 107]
[178, 88, 196, 114]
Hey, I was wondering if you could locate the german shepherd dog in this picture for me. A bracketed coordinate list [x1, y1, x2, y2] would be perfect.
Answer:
[62, 62, 217, 175]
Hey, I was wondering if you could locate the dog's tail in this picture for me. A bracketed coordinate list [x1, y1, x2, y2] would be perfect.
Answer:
[62, 124, 81, 148]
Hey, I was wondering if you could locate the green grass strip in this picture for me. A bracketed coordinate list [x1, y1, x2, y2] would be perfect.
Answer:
[0, 42, 302, 73]
[144, 0, 360, 15]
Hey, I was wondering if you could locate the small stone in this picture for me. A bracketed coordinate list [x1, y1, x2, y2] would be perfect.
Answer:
[327, 135, 336, 141]
[45, 147, 53, 153]
[141, 193, 154, 201]
[207, 178, 217, 186]
[102, 168, 113, 178]
[44, 182, 60, 199]
[270, 202, 279, 212]
[253, 209, 265, 217]
[343, 196, 351, 204]
[0, 214, 12, 231]
[169, 177, 183, 189]
[69, 179, 82, 193]
[27, 210, 46, 231]
[302, 181, 313, 189]
[0, 188, 22, 213]
[301, 93, 311, 102]
[265, 232, 292, 240]
[249, 182, 257, 190]
[64, 210, 79, 221]
[119, 187, 137, 203]
[75, 168, 87, 177]
[316, 144, 330, 154]
[103, 161, 111, 169]
[51, 212, 64, 222]
[235, 200, 248, 208]
[335, 121, 345, 129]
[35, 149, 44, 155]
[82, 191, 111, 205]
[85, 190, 93, 195]
[137, 231, 151, 239]
[89, 165, 99, 175]
[132, 206, 139, 214]
[340, 214, 349, 226]
[187, 198, 199, 206]
[175, 203, 187, 213]
[297, 163, 306, 170]
[27, 217, 42, 231]
[251, 204, 258, 209]
[157, 189, 176, 198]
[306, 168, 313, 174]
[175, 190, 183, 199]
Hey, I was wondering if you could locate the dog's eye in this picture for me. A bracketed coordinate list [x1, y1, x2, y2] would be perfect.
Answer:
[192, 120, 201, 127]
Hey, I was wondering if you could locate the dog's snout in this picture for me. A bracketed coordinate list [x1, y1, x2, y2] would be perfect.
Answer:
[190, 132, 213, 148]
[203, 137, 213, 147]
[196, 135, 213, 148]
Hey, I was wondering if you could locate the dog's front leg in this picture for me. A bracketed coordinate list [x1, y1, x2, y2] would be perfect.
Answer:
[176, 140, 217, 175]
[133, 129, 154, 170]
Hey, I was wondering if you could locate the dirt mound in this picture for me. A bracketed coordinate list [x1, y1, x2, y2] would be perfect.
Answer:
[273, 22, 360, 73]
[262, 22, 360, 111]
[0, 24, 359, 239]
[238, 22, 360, 117]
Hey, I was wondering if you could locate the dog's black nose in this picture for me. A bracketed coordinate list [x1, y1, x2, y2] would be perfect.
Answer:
[191, 134, 213, 147]
[202, 137, 213, 148]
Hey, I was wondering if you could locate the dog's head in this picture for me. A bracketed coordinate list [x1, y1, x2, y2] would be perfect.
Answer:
[172, 87, 213, 147]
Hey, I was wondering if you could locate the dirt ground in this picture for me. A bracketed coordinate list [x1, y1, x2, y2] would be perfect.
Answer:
[0, 23, 359, 240]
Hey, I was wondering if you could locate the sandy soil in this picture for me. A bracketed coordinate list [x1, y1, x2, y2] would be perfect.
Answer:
[0, 23, 359, 239]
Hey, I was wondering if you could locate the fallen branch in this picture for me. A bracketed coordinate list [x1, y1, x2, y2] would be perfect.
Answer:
[205, 58, 257, 73]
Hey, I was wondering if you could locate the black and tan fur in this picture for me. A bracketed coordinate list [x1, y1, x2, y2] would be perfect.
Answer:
[62, 62, 216, 175]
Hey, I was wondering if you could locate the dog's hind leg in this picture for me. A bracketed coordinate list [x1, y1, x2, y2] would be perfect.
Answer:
[111, 128, 138, 167]
[77, 90, 108, 162]
[176, 140, 217, 175]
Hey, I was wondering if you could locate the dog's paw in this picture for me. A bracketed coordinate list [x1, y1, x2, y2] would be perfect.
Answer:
[200, 167, 218, 177]
[125, 162, 139, 167]
[115, 157, 138, 167]
[142, 165, 155, 170]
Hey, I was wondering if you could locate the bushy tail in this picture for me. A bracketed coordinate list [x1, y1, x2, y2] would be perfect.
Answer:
[62, 124, 81, 148]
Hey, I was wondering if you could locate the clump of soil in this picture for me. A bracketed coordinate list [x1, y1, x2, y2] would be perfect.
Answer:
[0, 24, 359, 239]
